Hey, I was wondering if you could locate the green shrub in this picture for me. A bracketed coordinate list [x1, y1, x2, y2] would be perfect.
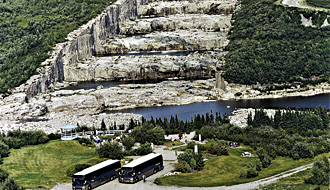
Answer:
[305, 155, 330, 186]
[176, 149, 204, 172]
[96, 141, 123, 159]
[47, 133, 61, 140]
[0, 168, 9, 183]
[0, 141, 10, 158]
[133, 142, 153, 156]
[174, 160, 191, 173]
[76, 138, 94, 147]
[240, 163, 259, 178]
[0, 137, 23, 149]
[122, 136, 135, 151]
[204, 139, 229, 156]
[0, 177, 21, 190]
[66, 163, 92, 177]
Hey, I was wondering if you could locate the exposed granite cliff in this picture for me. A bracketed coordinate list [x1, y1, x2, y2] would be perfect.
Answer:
[17, 0, 151, 99]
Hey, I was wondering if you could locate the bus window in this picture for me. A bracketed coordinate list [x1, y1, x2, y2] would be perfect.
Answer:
[72, 176, 85, 184]
[120, 167, 134, 175]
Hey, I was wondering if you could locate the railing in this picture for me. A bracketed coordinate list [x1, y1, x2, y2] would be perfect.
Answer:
[77, 130, 127, 137]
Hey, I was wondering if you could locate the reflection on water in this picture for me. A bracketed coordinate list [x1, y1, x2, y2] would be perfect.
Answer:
[109, 93, 330, 120]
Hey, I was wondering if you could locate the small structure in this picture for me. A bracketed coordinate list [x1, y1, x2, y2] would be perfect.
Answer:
[241, 152, 252, 157]
[60, 124, 78, 140]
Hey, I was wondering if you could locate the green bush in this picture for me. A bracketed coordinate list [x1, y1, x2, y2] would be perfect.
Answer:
[174, 160, 191, 173]
[47, 133, 61, 140]
[0, 141, 10, 158]
[130, 124, 165, 145]
[6, 130, 49, 146]
[0, 168, 9, 184]
[122, 136, 135, 151]
[66, 163, 92, 177]
[204, 139, 229, 156]
[96, 141, 123, 159]
[76, 138, 94, 147]
[305, 155, 330, 186]
[0, 177, 21, 190]
[133, 142, 153, 156]
[176, 149, 204, 172]
[240, 163, 258, 178]
[0, 137, 23, 149]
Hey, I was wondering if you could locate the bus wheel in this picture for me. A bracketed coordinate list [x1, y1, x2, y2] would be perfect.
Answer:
[88, 185, 92, 190]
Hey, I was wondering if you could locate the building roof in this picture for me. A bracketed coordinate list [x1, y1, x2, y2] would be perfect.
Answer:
[60, 124, 78, 130]
[123, 153, 161, 168]
[74, 160, 120, 176]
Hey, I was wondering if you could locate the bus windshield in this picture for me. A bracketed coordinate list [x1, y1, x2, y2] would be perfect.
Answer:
[120, 167, 134, 176]
[72, 176, 85, 184]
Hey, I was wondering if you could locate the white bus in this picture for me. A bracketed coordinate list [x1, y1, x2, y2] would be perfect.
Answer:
[72, 159, 121, 190]
[118, 153, 164, 183]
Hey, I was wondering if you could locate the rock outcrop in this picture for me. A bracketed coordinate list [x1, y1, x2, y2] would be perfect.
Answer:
[16, 0, 151, 99]
[63, 0, 235, 83]
[64, 51, 224, 82]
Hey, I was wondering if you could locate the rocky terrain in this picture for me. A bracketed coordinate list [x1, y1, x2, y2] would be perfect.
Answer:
[2, 0, 330, 134]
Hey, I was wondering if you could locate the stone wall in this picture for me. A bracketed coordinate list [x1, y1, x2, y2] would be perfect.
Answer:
[21, 0, 150, 99]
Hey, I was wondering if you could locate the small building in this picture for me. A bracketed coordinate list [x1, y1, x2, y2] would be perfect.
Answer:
[60, 124, 78, 140]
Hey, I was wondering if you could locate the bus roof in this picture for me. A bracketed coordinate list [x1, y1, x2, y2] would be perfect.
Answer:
[74, 159, 120, 176]
[124, 153, 162, 168]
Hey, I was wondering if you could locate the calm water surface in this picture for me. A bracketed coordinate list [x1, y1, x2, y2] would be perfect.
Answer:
[110, 93, 330, 120]
[66, 81, 330, 120]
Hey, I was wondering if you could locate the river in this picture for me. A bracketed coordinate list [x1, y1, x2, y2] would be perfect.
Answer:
[110, 93, 330, 120]
[66, 81, 330, 120]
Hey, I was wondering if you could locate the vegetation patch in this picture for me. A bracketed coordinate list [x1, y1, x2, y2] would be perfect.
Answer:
[261, 156, 330, 190]
[223, 0, 330, 85]
[155, 146, 313, 187]
[306, 0, 330, 8]
[0, 0, 114, 94]
[0, 140, 104, 189]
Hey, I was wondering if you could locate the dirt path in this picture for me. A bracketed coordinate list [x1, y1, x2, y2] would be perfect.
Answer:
[282, 0, 309, 8]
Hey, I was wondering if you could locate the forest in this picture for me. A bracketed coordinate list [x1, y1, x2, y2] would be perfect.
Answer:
[223, 0, 330, 85]
[0, 0, 114, 94]
[306, 0, 330, 8]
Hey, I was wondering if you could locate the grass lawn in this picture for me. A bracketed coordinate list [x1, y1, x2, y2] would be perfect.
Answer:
[155, 145, 318, 187]
[261, 169, 329, 190]
[0, 140, 105, 189]
[163, 139, 184, 148]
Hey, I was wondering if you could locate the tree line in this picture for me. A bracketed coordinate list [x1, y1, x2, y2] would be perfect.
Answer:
[0, 0, 114, 94]
[222, 0, 330, 85]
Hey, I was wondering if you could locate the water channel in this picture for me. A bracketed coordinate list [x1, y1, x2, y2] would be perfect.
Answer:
[67, 81, 330, 121]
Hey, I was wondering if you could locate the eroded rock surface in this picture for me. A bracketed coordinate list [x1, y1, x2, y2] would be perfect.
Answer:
[65, 0, 236, 82]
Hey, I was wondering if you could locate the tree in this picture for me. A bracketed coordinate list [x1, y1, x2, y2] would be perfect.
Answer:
[306, 155, 330, 186]
[134, 142, 153, 155]
[0, 168, 9, 184]
[0, 177, 21, 190]
[96, 141, 123, 159]
[0, 141, 9, 158]
[101, 119, 107, 131]
[122, 136, 135, 151]
[150, 126, 165, 145]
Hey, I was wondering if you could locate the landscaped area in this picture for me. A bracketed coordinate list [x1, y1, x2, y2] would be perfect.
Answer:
[261, 168, 329, 190]
[155, 145, 318, 187]
[0, 140, 104, 189]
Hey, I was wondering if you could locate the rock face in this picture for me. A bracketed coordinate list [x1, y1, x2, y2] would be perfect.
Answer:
[63, 0, 235, 82]
[2, 0, 239, 134]
[64, 51, 224, 82]
[16, 0, 151, 99]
